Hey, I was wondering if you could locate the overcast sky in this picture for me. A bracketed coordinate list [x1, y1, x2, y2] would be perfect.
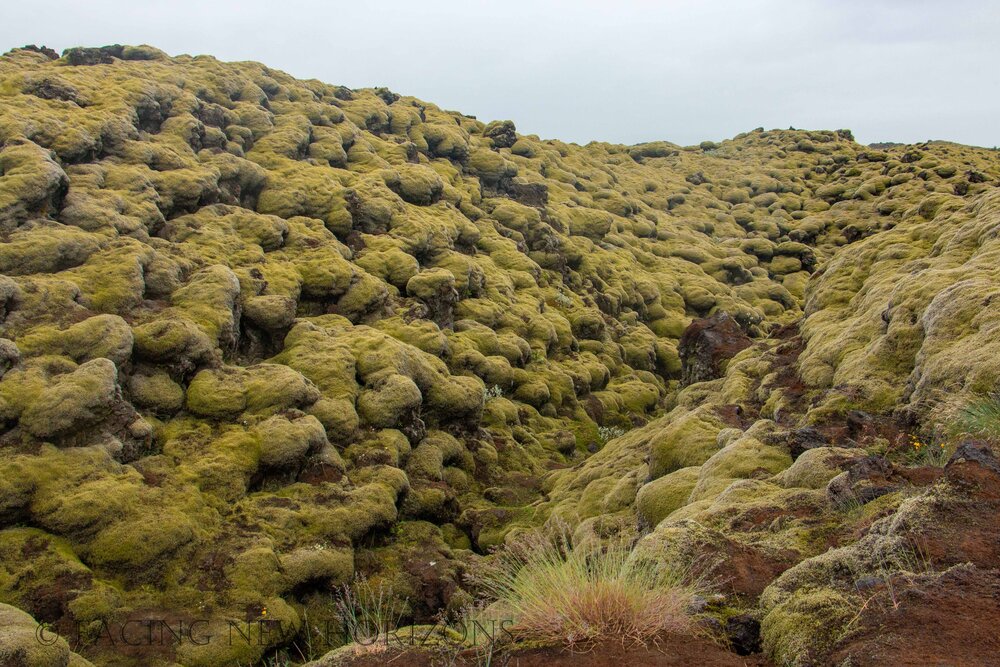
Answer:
[3, 1, 998, 147]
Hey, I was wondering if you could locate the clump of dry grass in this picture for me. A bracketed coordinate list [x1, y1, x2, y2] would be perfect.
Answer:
[473, 529, 703, 649]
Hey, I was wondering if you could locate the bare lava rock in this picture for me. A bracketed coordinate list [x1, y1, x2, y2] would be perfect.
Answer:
[678, 312, 752, 386]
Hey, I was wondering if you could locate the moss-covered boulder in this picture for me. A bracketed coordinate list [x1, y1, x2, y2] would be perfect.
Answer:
[0, 139, 69, 227]
[384, 164, 444, 205]
[647, 406, 726, 479]
[18, 358, 121, 439]
[127, 367, 185, 415]
[774, 446, 864, 489]
[16, 314, 133, 366]
[357, 373, 423, 428]
[635, 466, 701, 528]
[0, 603, 94, 667]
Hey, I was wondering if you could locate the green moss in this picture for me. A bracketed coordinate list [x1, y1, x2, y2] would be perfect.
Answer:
[186, 363, 321, 418]
[271, 321, 359, 402]
[356, 373, 422, 428]
[173, 597, 300, 667]
[355, 247, 419, 290]
[307, 397, 360, 444]
[345, 428, 410, 468]
[513, 380, 550, 408]
[132, 316, 218, 369]
[185, 366, 248, 416]
[16, 314, 133, 366]
[378, 316, 448, 356]
[0, 602, 90, 667]
[688, 434, 792, 502]
[510, 137, 536, 157]
[18, 358, 119, 439]
[86, 508, 196, 571]
[249, 363, 323, 413]
[761, 588, 856, 667]
[32, 468, 145, 538]
[384, 164, 444, 205]
[243, 294, 297, 330]
[768, 255, 802, 275]
[424, 373, 485, 422]
[170, 264, 242, 348]
[561, 206, 613, 239]
[635, 466, 701, 528]
[406, 267, 457, 300]
[412, 120, 470, 160]
[279, 545, 354, 590]
[253, 413, 328, 469]
[255, 162, 353, 236]
[0, 139, 68, 227]
[405, 430, 470, 483]
[647, 407, 725, 480]
[0, 222, 100, 276]
[775, 447, 863, 489]
[335, 270, 389, 322]
[0, 527, 96, 615]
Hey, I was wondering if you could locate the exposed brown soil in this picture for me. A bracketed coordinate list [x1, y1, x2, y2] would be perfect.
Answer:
[826, 443, 1000, 666]
[24, 571, 91, 625]
[680, 531, 798, 599]
[336, 635, 772, 667]
[718, 543, 799, 599]
[758, 328, 808, 425]
[80, 608, 195, 664]
[714, 403, 750, 430]
[828, 565, 1000, 667]
[912, 448, 1000, 570]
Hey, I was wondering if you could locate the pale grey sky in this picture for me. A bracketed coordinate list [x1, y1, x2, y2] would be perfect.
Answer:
[3, 0, 998, 147]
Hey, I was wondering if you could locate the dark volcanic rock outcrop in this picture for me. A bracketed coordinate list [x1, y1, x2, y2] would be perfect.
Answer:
[678, 312, 752, 385]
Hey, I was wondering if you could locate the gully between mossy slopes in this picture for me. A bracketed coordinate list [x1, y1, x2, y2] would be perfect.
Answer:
[0, 42, 998, 667]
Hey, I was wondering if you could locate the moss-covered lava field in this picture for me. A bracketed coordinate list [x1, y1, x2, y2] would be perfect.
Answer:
[1, 43, 1000, 666]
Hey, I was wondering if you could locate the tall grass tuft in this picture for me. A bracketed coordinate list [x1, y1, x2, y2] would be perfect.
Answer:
[332, 576, 405, 651]
[951, 392, 1000, 441]
[474, 530, 702, 649]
